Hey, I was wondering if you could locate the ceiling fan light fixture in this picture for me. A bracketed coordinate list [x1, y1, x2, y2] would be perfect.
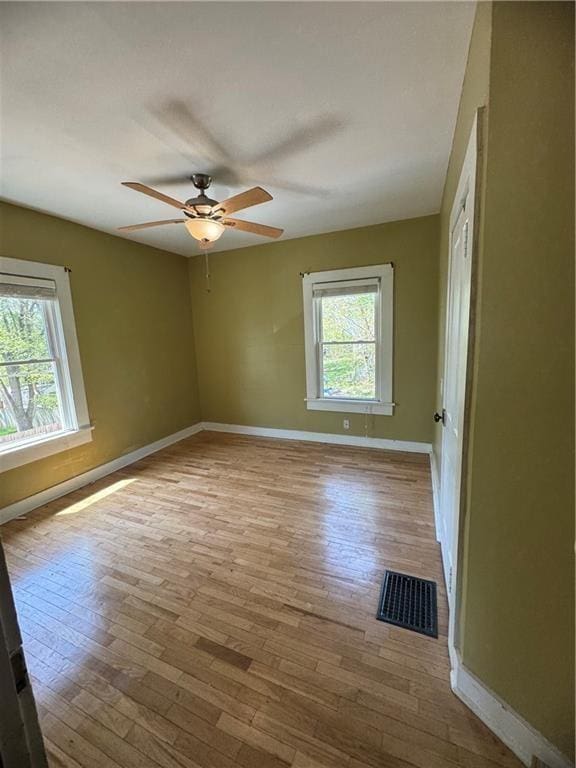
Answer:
[185, 218, 225, 242]
[120, 177, 281, 243]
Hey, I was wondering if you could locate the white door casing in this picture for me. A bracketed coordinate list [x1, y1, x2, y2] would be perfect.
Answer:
[439, 111, 479, 664]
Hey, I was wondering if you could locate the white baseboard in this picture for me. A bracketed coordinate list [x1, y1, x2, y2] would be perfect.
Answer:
[0, 424, 203, 526]
[429, 449, 441, 542]
[451, 653, 573, 768]
[201, 421, 432, 454]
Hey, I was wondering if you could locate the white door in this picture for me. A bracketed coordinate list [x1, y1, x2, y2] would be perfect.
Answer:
[438, 113, 478, 629]
[439, 202, 472, 601]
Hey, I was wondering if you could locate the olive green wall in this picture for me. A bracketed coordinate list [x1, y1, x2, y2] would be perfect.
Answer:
[189, 215, 439, 443]
[0, 201, 200, 509]
[435, 2, 574, 757]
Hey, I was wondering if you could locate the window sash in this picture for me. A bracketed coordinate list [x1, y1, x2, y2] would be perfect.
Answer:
[0, 357, 55, 367]
[0, 292, 78, 454]
[320, 341, 375, 346]
[314, 286, 382, 402]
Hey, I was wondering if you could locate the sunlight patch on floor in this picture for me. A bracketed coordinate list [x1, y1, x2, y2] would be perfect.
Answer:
[55, 478, 136, 516]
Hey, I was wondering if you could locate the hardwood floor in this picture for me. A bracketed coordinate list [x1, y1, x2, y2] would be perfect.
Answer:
[1, 432, 521, 768]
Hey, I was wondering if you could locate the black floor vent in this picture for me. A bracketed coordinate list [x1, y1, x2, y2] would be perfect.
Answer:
[376, 570, 438, 638]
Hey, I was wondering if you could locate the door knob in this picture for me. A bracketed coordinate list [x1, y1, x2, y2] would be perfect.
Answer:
[434, 410, 446, 425]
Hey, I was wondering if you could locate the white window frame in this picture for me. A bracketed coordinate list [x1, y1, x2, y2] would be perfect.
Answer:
[303, 264, 394, 415]
[0, 256, 92, 472]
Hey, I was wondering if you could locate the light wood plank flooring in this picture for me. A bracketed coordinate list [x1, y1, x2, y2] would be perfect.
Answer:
[1, 432, 521, 768]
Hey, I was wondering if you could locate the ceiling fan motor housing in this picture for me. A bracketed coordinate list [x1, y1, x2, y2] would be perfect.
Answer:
[184, 197, 220, 215]
[186, 174, 220, 216]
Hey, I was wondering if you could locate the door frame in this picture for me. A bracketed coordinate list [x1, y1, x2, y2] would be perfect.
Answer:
[439, 109, 483, 672]
[0, 541, 48, 767]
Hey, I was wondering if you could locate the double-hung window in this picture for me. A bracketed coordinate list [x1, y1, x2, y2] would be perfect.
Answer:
[0, 257, 91, 471]
[303, 264, 394, 415]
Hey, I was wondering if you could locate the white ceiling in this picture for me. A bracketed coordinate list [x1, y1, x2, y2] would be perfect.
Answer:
[0, 2, 475, 256]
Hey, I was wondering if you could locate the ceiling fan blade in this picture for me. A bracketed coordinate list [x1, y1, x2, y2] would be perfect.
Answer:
[223, 218, 283, 239]
[122, 182, 190, 212]
[214, 187, 272, 216]
[118, 219, 185, 232]
[118, 219, 186, 232]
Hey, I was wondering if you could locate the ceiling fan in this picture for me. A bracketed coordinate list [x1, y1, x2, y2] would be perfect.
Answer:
[118, 173, 283, 246]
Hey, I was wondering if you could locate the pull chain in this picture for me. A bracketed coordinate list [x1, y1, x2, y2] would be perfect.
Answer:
[198, 239, 213, 293]
[204, 251, 211, 293]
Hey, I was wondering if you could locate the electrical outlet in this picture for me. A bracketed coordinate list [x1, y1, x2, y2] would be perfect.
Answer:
[343, 419, 350, 430]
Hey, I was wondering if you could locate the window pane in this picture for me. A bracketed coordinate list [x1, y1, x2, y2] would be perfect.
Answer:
[0, 362, 64, 447]
[0, 296, 51, 362]
[321, 292, 376, 342]
[322, 343, 376, 399]
[0, 295, 64, 448]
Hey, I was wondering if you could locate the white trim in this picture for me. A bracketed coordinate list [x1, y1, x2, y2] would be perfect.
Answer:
[0, 426, 93, 472]
[451, 654, 573, 768]
[0, 424, 203, 525]
[201, 421, 431, 454]
[305, 398, 394, 416]
[302, 264, 394, 415]
[0, 256, 91, 472]
[429, 449, 442, 544]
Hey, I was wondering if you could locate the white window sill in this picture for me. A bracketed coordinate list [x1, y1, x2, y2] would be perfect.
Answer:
[306, 398, 395, 416]
[0, 426, 93, 473]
